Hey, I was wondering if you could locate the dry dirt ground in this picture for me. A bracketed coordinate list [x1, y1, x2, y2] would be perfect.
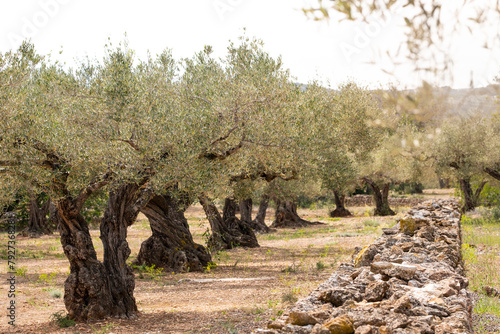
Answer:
[2, 189, 493, 334]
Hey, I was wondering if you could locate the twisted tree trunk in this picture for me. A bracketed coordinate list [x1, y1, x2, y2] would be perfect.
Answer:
[329, 190, 351, 217]
[239, 195, 271, 233]
[134, 193, 211, 272]
[199, 196, 259, 251]
[57, 183, 147, 321]
[363, 178, 395, 216]
[270, 200, 322, 228]
[56, 198, 115, 321]
[459, 178, 486, 212]
[19, 193, 53, 237]
[99, 183, 143, 319]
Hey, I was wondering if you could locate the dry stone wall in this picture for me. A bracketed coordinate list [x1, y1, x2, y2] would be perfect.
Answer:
[255, 199, 472, 334]
[345, 195, 426, 208]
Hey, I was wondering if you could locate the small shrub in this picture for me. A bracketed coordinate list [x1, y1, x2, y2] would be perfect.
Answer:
[50, 311, 75, 328]
[479, 183, 500, 207]
[316, 261, 326, 271]
[491, 206, 500, 221]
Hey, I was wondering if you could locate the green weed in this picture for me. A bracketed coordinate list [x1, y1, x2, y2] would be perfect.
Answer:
[133, 264, 164, 281]
[50, 311, 75, 328]
[15, 266, 28, 278]
[204, 262, 218, 273]
[37, 272, 56, 285]
[267, 300, 279, 308]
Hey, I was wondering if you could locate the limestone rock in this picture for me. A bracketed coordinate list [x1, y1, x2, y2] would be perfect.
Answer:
[354, 245, 379, 268]
[354, 325, 375, 334]
[323, 314, 354, 334]
[311, 324, 330, 334]
[288, 311, 318, 326]
[393, 295, 412, 313]
[370, 262, 417, 281]
[319, 287, 363, 307]
[365, 281, 389, 302]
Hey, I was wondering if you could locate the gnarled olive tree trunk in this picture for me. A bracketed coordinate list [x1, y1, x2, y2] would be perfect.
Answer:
[270, 200, 322, 228]
[19, 193, 53, 237]
[239, 195, 271, 233]
[363, 178, 395, 216]
[99, 183, 144, 319]
[56, 198, 116, 321]
[459, 178, 486, 213]
[134, 193, 211, 272]
[329, 190, 351, 217]
[57, 183, 146, 321]
[199, 196, 259, 251]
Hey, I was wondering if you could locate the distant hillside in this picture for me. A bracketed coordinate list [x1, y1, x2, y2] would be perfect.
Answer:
[400, 84, 500, 117]
[438, 85, 499, 116]
[296, 82, 499, 116]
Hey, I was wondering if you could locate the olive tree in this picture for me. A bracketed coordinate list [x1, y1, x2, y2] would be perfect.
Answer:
[432, 115, 489, 212]
[177, 38, 318, 244]
[306, 82, 381, 216]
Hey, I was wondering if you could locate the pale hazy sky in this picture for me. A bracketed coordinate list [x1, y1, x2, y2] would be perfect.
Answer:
[1, 0, 499, 89]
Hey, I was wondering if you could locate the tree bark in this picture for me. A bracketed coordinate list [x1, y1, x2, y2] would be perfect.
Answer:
[459, 178, 486, 212]
[239, 198, 253, 223]
[270, 200, 322, 228]
[485, 167, 500, 181]
[363, 178, 396, 216]
[329, 190, 352, 217]
[99, 183, 144, 320]
[199, 196, 259, 251]
[134, 193, 211, 272]
[55, 198, 116, 321]
[56, 182, 148, 321]
[239, 196, 271, 233]
[19, 193, 53, 237]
